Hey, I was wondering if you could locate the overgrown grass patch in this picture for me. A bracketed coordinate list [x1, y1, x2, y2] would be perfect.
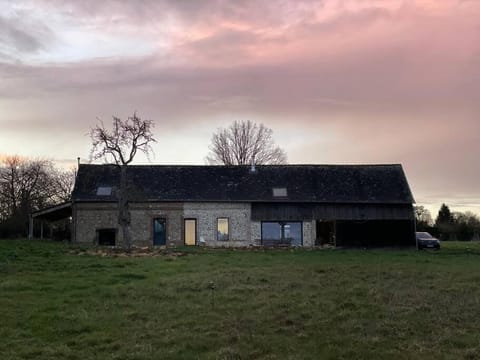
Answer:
[1, 240, 480, 359]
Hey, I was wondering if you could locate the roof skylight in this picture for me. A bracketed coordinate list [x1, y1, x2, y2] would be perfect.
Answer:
[96, 187, 112, 196]
[273, 187, 287, 197]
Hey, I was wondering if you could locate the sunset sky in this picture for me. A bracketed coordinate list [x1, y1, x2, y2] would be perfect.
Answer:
[1, 0, 479, 217]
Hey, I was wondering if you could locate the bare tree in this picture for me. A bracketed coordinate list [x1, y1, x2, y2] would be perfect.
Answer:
[206, 120, 287, 165]
[414, 205, 433, 230]
[90, 114, 156, 165]
[90, 113, 156, 249]
[0, 156, 63, 236]
[51, 167, 76, 203]
[0, 156, 54, 214]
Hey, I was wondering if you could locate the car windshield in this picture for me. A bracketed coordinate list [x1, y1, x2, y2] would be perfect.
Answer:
[417, 232, 434, 239]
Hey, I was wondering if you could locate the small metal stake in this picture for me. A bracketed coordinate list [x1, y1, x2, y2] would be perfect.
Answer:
[209, 281, 215, 309]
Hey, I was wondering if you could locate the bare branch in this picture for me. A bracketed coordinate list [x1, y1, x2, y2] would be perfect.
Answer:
[90, 113, 156, 165]
[206, 120, 287, 165]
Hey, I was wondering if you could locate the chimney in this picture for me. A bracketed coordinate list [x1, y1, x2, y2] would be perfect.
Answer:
[250, 155, 256, 173]
[75, 157, 81, 180]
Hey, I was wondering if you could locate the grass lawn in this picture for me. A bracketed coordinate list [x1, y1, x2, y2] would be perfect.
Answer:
[1, 241, 480, 360]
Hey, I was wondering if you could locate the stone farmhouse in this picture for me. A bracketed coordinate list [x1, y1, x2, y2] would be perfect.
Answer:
[46, 163, 416, 248]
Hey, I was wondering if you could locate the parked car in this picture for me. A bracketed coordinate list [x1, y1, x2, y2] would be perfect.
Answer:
[416, 232, 441, 250]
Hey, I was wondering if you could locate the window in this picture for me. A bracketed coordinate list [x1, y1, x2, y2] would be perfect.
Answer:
[97, 229, 116, 246]
[217, 218, 229, 241]
[261, 222, 302, 246]
[97, 186, 112, 196]
[272, 187, 287, 197]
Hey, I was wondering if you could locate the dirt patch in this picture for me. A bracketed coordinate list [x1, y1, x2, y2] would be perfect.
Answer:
[68, 244, 338, 257]
[69, 247, 188, 258]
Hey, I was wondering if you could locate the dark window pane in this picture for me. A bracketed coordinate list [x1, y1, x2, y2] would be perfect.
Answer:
[261, 222, 302, 245]
[262, 222, 282, 241]
[284, 222, 302, 246]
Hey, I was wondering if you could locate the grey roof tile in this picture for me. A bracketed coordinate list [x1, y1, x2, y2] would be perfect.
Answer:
[72, 164, 414, 204]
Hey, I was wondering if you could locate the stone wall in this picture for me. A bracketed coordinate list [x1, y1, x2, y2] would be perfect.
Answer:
[129, 203, 183, 247]
[73, 202, 183, 247]
[302, 220, 316, 247]
[183, 202, 253, 247]
[74, 203, 119, 245]
[251, 221, 262, 246]
[74, 201, 314, 248]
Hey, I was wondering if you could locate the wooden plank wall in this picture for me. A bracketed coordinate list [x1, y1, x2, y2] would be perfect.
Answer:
[251, 203, 414, 221]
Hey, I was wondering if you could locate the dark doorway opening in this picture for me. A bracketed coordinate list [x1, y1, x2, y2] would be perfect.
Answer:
[97, 229, 116, 246]
[316, 221, 335, 245]
[335, 220, 415, 247]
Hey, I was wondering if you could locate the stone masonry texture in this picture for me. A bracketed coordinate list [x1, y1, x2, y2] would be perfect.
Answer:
[73, 201, 313, 247]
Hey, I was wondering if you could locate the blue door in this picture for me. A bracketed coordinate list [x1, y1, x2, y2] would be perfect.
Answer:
[153, 218, 166, 246]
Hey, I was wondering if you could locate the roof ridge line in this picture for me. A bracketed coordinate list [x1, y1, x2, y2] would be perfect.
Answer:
[79, 163, 404, 167]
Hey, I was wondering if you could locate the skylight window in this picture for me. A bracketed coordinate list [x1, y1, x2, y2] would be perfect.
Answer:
[96, 186, 112, 196]
[273, 187, 287, 197]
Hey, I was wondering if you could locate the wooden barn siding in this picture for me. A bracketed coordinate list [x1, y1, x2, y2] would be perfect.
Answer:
[251, 203, 414, 221]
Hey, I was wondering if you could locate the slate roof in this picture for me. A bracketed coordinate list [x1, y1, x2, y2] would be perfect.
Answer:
[72, 164, 414, 204]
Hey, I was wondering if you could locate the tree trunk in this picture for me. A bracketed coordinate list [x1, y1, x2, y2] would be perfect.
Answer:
[118, 165, 132, 249]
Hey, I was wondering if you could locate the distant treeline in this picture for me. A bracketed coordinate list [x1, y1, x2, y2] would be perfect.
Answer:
[415, 204, 480, 241]
[0, 156, 74, 239]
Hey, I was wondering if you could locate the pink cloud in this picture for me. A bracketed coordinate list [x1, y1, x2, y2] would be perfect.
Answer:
[0, 0, 479, 214]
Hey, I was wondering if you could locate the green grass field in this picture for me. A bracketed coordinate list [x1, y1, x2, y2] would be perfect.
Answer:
[1, 240, 480, 360]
